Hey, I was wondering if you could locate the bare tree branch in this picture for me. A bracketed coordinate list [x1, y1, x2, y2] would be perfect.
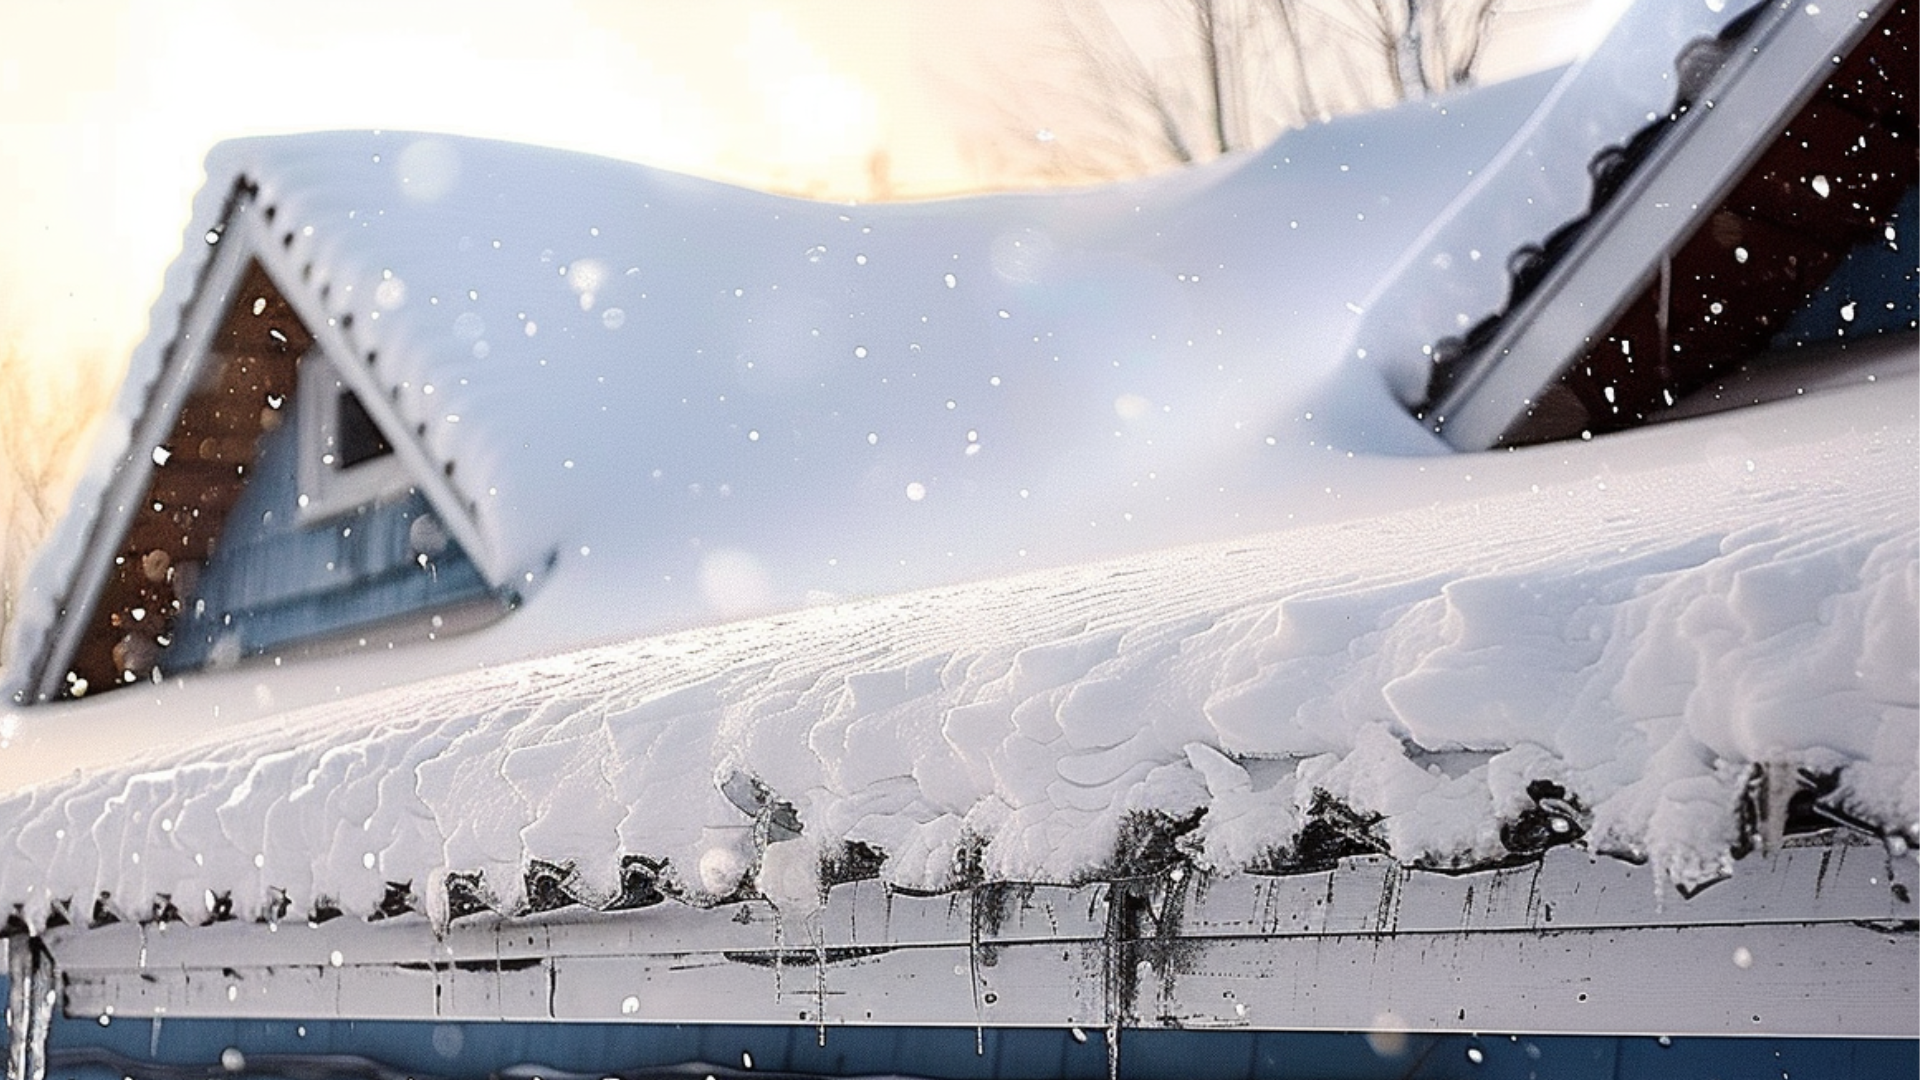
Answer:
[966, 0, 1525, 185]
[1270, 1, 1324, 119]
[1195, 0, 1233, 155]
[0, 342, 107, 663]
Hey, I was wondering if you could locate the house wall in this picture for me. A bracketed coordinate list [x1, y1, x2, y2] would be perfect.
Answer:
[1774, 184, 1919, 346]
[161, 372, 502, 672]
[22, 1010, 1918, 1080]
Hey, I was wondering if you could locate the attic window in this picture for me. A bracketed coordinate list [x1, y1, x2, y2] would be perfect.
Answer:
[335, 388, 393, 468]
[29, 214, 489, 707]
[297, 351, 409, 521]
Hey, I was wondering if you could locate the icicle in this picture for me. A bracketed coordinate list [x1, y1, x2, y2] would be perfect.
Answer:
[1655, 253, 1673, 369]
[821, 854, 838, 1047]
[968, 887, 984, 1057]
[5, 939, 26, 1080]
[1754, 761, 1800, 857]
[424, 868, 453, 937]
[813, 923, 828, 1048]
[6, 936, 53, 1080]
[30, 978, 52, 1080]
[1100, 884, 1124, 1080]
[771, 905, 784, 1004]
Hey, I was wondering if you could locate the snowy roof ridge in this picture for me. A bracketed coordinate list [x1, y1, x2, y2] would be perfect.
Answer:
[2, 375, 1913, 935]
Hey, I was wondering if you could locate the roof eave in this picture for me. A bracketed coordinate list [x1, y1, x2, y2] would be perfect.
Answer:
[15, 178, 510, 704]
[1431, 0, 1893, 451]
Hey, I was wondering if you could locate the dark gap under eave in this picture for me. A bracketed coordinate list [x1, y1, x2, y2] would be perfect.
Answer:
[1500, 0, 1917, 446]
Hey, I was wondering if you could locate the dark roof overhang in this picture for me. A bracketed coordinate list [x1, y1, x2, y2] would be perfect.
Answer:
[1423, 0, 1915, 449]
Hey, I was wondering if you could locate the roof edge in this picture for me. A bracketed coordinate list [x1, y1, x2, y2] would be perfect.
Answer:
[6, 169, 511, 706]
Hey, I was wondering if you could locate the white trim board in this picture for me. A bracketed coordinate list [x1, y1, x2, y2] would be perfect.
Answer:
[25, 203, 261, 704]
[21, 185, 512, 703]
[39, 832, 1918, 1038]
[293, 347, 413, 524]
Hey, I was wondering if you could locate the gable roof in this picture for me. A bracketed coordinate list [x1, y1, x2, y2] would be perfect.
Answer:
[10, 192, 504, 704]
[5, 72, 1563, 705]
[1348, 0, 1915, 449]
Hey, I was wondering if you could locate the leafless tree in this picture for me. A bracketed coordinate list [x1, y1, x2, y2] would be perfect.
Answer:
[977, 0, 1282, 176]
[0, 343, 105, 664]
[954, 2, 1224, 181]
[963, 0, 1521, 182]
[1312, 0, 1506, 99]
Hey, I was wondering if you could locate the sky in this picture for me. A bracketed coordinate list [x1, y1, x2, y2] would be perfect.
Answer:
[0, 1, 1616, 404]
[0, 1, 964, 374]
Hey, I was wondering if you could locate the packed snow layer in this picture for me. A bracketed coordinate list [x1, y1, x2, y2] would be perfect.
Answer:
[1, 373, 1912, 928]
[0, 7, 1910, 934]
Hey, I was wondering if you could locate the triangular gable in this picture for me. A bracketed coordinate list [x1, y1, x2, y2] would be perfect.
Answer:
[11, 181, 509, 703]
[1354, 0, 1915, 450]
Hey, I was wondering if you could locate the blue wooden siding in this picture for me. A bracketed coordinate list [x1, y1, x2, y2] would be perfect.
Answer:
[16, 988, 1917, 1080]
[1775, 183, 1918, 345]
[161, 399, 503, 672]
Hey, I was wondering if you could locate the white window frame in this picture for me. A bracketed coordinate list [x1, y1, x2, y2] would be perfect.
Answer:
[295, 348, 411, 523]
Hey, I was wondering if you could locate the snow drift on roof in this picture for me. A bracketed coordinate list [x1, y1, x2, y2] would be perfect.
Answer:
[0, 36, 1908, 937]
[1, 372, 1912, 931]
[4, 70, 1558, 699]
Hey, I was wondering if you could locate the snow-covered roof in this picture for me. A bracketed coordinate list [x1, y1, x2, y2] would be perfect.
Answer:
[1, 357, 1912, 932]
[0, 18, 1912, 945]
[8, 70, 1562, 702]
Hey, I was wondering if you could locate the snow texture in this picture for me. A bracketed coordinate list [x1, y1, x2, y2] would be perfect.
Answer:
[5, 68, 1557, 691]
[0, 23, 1913, 930]
[0, 372, 1912, 929]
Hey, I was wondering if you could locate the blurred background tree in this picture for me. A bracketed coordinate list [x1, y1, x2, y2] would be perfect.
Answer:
[0, 343, 103, 665]
[962, 0, 1576, 180]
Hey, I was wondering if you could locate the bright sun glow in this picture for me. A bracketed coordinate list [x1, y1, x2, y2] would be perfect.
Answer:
[739, 10, 882, 175]
[0, 1, 936, 380]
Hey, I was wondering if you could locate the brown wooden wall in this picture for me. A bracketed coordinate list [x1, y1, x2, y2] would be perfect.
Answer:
[63, 260, 310, 696]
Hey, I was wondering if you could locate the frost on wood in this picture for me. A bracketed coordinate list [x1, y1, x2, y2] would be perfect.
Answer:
[1, 388, 1913, 933]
